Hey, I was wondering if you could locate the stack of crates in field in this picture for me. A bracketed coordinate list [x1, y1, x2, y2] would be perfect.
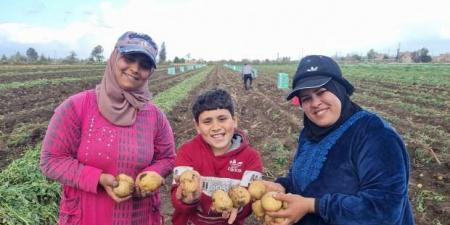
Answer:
[277, 73, 289, 89]
[168, 67, 176, 75]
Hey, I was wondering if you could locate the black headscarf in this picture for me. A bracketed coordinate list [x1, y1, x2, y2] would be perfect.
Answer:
[303, 79, 362, 142]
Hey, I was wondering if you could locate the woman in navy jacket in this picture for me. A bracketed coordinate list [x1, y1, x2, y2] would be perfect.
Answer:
[263, 55, 415, 225]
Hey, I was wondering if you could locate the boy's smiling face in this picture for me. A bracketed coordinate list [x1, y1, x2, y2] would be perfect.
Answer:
[195, 109, 237, 156]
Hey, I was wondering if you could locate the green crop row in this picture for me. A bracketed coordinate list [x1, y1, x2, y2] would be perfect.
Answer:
[0, 76, 101, 91]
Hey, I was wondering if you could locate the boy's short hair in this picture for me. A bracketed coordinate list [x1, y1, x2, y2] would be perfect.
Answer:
[192, 88, 235, 123]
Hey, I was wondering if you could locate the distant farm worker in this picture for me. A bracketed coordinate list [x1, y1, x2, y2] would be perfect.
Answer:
[261, 55, 415, 225]
[171, 88, 264, 225]
[241, 63, 254, 90]
[40, 31, 175, 225]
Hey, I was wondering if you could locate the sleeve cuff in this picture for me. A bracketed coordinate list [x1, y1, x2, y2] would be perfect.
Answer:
[314, 198, 320, 214]
[275, 177, 290, 193]
[78, 166, 102, 193]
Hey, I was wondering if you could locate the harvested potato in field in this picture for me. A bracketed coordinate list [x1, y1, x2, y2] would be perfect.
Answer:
[251, 199, 265, 218]
[228, 186, 251, 208]
[113, 173, 134, 197]
[261, 191, 283, 212]
[248, 180, 266, 200]
[179, 170, 200, 195]
[137, 171, 164, 192]
[211, 190, 233, 213]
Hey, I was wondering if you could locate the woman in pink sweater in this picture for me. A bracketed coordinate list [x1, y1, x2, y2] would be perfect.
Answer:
[40, 31, 175, 225]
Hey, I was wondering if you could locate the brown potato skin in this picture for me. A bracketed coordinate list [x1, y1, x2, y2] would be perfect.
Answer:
[228, 186, 251, 208]
[211, 190, 233, 213]
[138, 171, 163, 192]
[180, 170, 199, 194]
[248, 180, 266, 200]
[261, 191, 283, 212]
[113, 173, 134, 197]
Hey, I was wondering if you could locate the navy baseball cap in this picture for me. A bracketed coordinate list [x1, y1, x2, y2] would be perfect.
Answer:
[115, 31, 158, 68]
[286, 55, 354, 100]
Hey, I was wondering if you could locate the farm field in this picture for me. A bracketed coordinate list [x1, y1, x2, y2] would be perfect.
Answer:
[0, 63, 449, 225]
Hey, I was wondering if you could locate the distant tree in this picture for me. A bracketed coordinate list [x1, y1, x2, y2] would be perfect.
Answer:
[159, 42, 166, 64]
[1, 54, 7, 64]
[26, 48, 39, 62]
[396, 43, 401, 62]
[280, 56, 291, 63]
[38, 54, 51, 64]
[367, 49, 376, 61]
[413, 48, 432, 63]
[349, 54, 362, 61]
[173, 56, 185, 64]
[11, 51, 27, 64]
[90, 45, 104, 63]
[65, 51, 78, 64]
[383, 54, 389, 60]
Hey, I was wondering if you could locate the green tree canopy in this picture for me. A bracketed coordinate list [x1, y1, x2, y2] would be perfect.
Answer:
[159, 42, 166, 64]
[90, 45, 104, 63]
[26, 48, 39, 62]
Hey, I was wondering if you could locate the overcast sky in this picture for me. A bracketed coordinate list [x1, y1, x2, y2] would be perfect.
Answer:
[0, 0, 449, 61]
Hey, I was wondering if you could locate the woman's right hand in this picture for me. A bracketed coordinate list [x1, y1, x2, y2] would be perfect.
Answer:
[260, 180, 286, 193]
[99, 173, 132, 203]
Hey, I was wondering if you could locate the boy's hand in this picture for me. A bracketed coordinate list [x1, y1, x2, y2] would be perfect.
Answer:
[99, 173, 132, 203]
[175, 170, 202, 204]
[222, 208, 238, 224]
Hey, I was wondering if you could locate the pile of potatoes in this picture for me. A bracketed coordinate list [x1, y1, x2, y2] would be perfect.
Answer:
[112, 171, 164, 198]
[178, 172, 287, 223]
[211, 186, 251, 214]
[248, 180, 287, 223]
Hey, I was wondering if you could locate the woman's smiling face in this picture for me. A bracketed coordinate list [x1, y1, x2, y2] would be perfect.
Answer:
[299, 87, 342, 127]
[115, 53, 154, 91]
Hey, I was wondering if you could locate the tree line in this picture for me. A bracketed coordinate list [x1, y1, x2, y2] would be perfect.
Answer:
[0, 42, 171, 65]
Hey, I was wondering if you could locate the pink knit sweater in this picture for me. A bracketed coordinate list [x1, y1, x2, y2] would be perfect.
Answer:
[40, 89, 175, 225]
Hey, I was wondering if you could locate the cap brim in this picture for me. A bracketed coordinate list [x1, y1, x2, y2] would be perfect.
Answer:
[118, 45, 157, 69]
[286, 76, 331, 100]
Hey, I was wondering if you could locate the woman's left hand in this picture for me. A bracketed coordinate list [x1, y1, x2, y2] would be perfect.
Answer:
[265, 193, 315, 225]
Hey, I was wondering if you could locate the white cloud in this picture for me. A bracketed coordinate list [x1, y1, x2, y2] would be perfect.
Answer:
[0, 0, 449, 60]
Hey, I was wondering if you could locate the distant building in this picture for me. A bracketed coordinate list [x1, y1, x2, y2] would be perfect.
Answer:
[434, 53, 450, 63]
[399, 52, 413, 63]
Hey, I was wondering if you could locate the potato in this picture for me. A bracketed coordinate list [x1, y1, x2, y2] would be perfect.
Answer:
[261, 191, 282, 212]
[248, 180, 266, 200]
[113, 173, 134, 197]
[179, 170, 200, 195]
[264, 214, 286, 224]
[211, 190, 233, 213]
[228, 186, 251, 208]
[137, 171, 164, 192]
[251, 200, 265, 218]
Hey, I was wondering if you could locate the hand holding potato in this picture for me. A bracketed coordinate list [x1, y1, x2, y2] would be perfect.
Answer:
[176, 170, 202, 204]
[99, 173, 132, 203]
[265, 193, 315, 225]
